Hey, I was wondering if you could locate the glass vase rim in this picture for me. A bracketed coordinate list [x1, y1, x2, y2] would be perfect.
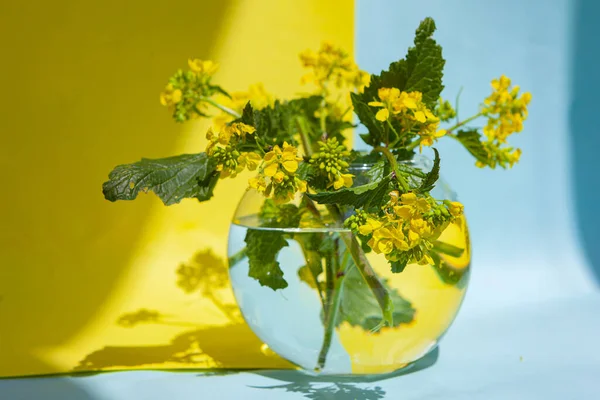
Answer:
[348, 152, 433, 170]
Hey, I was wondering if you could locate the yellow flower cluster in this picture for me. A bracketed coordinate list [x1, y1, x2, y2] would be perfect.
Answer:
[159, 83, 182, 108]
[356, 191, 464, 265]
[205, 123, 260, 178]
[249, 142, 307, 204]
[212, 83, 274, 129]
[309, 138, 353, 190]
[477, 75, 531, 169]
[482, 75, 531, 143]
[368, 88, 446, 149]
[188, 59, 219, 77]
[299, 41, 370, 94]
[159, 58, 220, 122]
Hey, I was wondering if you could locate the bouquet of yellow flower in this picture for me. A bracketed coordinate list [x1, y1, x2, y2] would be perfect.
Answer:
[103, 18, 530, 374]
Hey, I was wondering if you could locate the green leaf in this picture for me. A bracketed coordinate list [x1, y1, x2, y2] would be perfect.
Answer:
[433, 241, 465, 258]
[307, 175, 392, 209]
[417, 147, 440, 193]
[430, 251, 470, 289]
[456, 129, 489, 165]
[258, 199, 301, 228]
[390, 252, 411, 273]
[359, 17, 445, 111]
[336, 266, 415, 331]
[298, 264, 321, 290]
[238, 96, 323, 148]
[244, 230, 289, 290]
[102, 153, 218, 205]
[350, 92, 385, 147]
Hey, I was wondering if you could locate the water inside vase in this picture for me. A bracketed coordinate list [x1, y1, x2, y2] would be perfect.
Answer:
[228, 213, 470, 375]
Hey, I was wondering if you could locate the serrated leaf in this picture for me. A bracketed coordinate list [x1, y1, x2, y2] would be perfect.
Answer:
[307, 175, 392, 209]
[417, 147, 440, 193]
[102, 153, 218, 205]
[363, 160, 388, 182]
[244, 230, 288, 290]
[336, 266, 415, 330]
[238, 96, 323, 149]
[456, 129, 489, 165]
[359, 17, 445, 111]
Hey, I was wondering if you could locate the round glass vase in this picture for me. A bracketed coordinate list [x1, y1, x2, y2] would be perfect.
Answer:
[227, 156, 471, 376]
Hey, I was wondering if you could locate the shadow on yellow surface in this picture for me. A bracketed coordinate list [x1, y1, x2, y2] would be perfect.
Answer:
[74, 249, 291, 371]
[0, 0, 354, 377]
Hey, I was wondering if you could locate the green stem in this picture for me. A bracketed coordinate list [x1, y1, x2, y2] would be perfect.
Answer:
[326, 205, 395, 327]
[386, 120, 399, 144]
[227, 248, 247, 267]
[296, 116, 313, 157]
[433, 240, 465, 258]
[374, 146, 410, 192]
[406, 138, 422, 152]
[324, 250, 335, 317]
[200, 97, 241, 118]
[341, 231, 393, 326]
[316, 269, 345, 371]
[446, 112, 484, 133]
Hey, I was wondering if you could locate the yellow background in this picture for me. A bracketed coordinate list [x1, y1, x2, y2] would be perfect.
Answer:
[0, 0, 353, 377]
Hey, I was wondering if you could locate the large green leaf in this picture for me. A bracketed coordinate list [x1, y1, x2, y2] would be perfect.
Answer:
[456, 129, 489, 165]
[244, 230, 289, 290]
[358, 17, 445, 110]
[307, 175, 392, 209]
[102, 152, 218, 205]
[238, 96, 323, 148]
[336, 266, 415, 330]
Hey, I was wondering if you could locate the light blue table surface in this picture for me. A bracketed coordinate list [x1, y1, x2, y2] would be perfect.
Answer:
[3, 292, 599, 399]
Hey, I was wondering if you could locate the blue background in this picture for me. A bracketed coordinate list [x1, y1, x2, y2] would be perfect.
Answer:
[356, 0, 599, 314]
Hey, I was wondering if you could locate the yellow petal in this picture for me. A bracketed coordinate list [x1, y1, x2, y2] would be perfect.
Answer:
[333, 176, 344, 190]
[342, 174, 353, 188]
[394, 205, 413, 220]
[282, 160, 299, 173]
[413, 111, 426, 123]
[375, 108, 390, 121]
[273, 171, 285, 183]
[296, 179, 307, 193]
[403, 98, 417, 109]
[435, 129, 447, 138]
[368, 101, 385, 107]
[378, 240, 394, 254]
[358, 225, 373, 235]
[401, 193, 417, 204]
[263, 162, 279, 177]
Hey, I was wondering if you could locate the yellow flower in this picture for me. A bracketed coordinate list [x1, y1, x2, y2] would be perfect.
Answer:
[159, 84, 182, 107]
[448, 201, 464, 217]
[358, 218, 383, 235]
[394, 205, 413, 220]
[408, 218, 432, 245]
[238, 152, 262, 171]
[333, 173, 353, 190]
[368, 225, 409, 255]
[230, 122, 256, 138]
[299, 41, 368, 94]
[401, 193, 417, 204]
[273, 171, 285, 183]
[188, 59, 219, 76]
[249, 176, 267, 193]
